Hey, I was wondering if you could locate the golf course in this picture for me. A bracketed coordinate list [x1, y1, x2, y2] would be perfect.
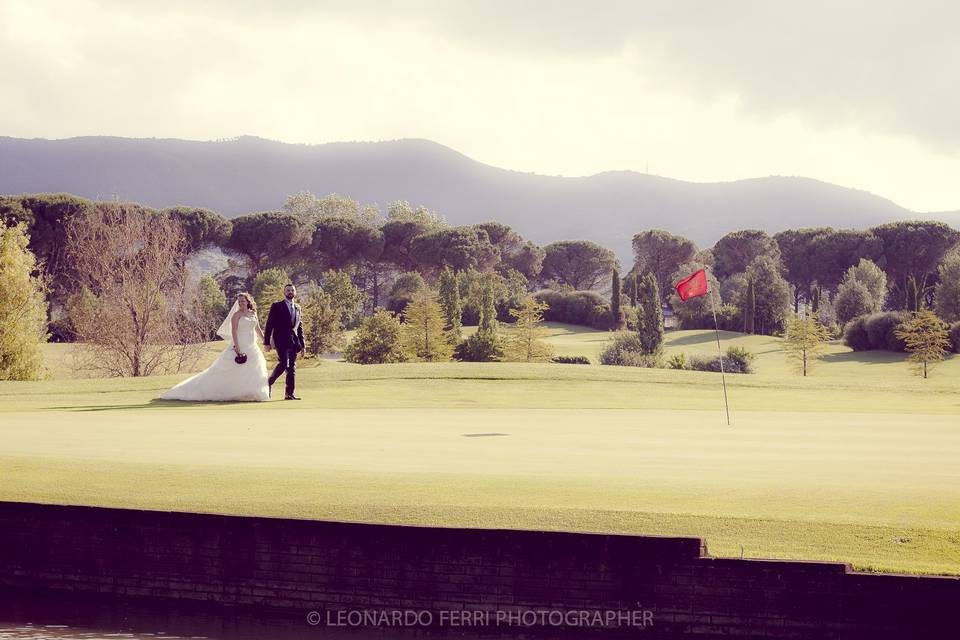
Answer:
[2, 323, 959, 576]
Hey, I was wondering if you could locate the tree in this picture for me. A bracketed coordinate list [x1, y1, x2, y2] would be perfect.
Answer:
[635, 273, 664, 356]
[610, 269, 623, 329]
[4, 193, 92, 291]
[742, 256, 793, 335]
[438, 267, 463, 341]
[301, 287, 344, 358]
[844, 259, 887, 309]
[632, 230, 697, 301]
[455, 283, 504, 361]
[774, 228, 831, 311]
[541, 240, 618, 290]
[808, 229, 882, 293]
[387, 271, 427, 315]
[311, 216, 384, 272]
[401, 289, 453, 362]
[65, 203, 205, 377]
[504, 297, 554, 362]
[628, 271, 639, 306]
[162, 207, 232, 252]
[834, 280, 873, 327]
[228, 211, 312, 271]
[934, 250, 960, 322]
[0, 224, 48, 380]
[344, 309, 406, 364]
[380, 219, 432, 271]
[283, 191, 380, 226]
[871, 221, 960, 311]
[743, 279, 756, 334]
[196, 274, 227, 340]
[252, 268, 291, 324]
[386, 200, 447, 229]
[783, 315, 832, 376]
[320, 269, 365, 328]
[410, 226, 500, 275]
[895, 310, 951, 379]
[712, 230, 781, 279]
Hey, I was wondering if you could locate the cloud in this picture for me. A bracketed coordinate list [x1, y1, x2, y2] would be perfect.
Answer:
[0, 0, 957, 211]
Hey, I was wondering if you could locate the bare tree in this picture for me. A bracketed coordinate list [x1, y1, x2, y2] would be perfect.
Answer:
[66, 202, 207, 377]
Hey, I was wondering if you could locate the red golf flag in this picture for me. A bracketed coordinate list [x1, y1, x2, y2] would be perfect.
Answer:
[675, 269, 708, 301]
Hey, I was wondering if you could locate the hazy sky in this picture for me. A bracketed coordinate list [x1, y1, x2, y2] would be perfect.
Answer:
[1, 0, 958, 211]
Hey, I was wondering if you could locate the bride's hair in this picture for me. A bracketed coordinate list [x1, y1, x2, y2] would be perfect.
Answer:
[237, 292, 256, 312]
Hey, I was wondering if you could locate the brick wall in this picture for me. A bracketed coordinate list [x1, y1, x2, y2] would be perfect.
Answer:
[0, 501, 956, 638]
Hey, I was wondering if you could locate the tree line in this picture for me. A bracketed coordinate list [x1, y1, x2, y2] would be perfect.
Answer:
[2, 191, 959, 379]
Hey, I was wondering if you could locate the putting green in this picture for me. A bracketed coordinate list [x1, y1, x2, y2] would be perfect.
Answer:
[3, 327, 959, 576]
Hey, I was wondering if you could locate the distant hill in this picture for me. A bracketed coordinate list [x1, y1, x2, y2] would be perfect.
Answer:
[0, 135, 952, 260]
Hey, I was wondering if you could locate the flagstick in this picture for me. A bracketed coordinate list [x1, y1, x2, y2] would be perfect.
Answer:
[709, 289, 731, 426]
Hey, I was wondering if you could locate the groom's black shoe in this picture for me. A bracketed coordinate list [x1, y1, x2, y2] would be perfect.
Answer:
[284, 394, 301, 400]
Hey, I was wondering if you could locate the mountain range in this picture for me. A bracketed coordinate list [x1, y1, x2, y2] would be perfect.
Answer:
[1, 135, 956, 260]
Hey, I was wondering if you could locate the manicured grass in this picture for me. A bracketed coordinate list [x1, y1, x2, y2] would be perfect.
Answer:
[4, 325, 959, 577]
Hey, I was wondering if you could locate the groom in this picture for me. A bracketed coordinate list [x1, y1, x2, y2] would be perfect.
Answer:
[264, 283, 304, 400]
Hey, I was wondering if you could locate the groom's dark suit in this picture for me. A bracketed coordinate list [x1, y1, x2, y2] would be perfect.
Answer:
[264, 298, 304, 398]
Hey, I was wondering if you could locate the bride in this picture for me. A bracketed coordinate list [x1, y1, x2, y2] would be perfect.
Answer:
[160, 292, 270, 402]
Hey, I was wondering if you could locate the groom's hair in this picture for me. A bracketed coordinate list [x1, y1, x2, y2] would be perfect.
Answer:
[284, 283, 295, 288]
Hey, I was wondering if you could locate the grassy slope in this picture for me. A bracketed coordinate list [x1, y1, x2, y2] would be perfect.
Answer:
[5, 326, 960, 576]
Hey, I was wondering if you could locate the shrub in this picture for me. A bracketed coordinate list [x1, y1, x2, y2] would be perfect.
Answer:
[598, 332, 660, 367]
[842, 316, 871, 351]
[949, 321, 960, 354]
[687, 351, 753, 374]
[533, 289, 613, 329]
[454, 331, 504, 362]
[344, 309, 406, 364]
[552, 355, 590, 364]
[724, 346, 755, 374]
[667, 353, 688, 370]
[863, 311, 909, 352]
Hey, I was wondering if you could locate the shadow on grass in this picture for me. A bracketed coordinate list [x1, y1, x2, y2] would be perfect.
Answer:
[820, 350, 905, 365]
[47, 399, 266, 411]
[667, 331, 748, 347]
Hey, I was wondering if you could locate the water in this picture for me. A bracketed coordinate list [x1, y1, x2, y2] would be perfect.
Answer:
[0, 590, 590, 640]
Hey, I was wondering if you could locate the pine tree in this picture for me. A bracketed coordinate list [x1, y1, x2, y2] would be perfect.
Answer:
[344, 309, 405, 364]
[478, 283, 498, 337]
[783, 315, 832, 376]
[301, 287, 344, 358]
[505, 297, 554, 362]
[437, 266, 463, 342]
[401, 289, 453, 362]
[635, 272, 664, 356]
[454, 283, 504, 361]
[0, 224, 48, 380]
[743, 279, 756, 334]
[610, 269, 623, 329]
[895, 310, 950, 379]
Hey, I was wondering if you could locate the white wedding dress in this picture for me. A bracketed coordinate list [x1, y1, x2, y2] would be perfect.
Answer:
[160, 313, 270, 402]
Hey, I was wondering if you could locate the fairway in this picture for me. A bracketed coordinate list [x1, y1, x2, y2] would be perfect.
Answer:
[3, 327, 960, 577]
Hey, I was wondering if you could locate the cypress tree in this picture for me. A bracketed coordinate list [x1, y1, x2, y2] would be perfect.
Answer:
[438, 266, 462, 341]
[610, 269, 622, 329]
[743, 279, 756, 334]
[630, 273, 639, 307]
[478, 283, 498, 337]
[636, 273, 664, 355]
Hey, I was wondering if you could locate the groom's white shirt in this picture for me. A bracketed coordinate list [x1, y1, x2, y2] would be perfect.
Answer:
[285, 299, 297, 326]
